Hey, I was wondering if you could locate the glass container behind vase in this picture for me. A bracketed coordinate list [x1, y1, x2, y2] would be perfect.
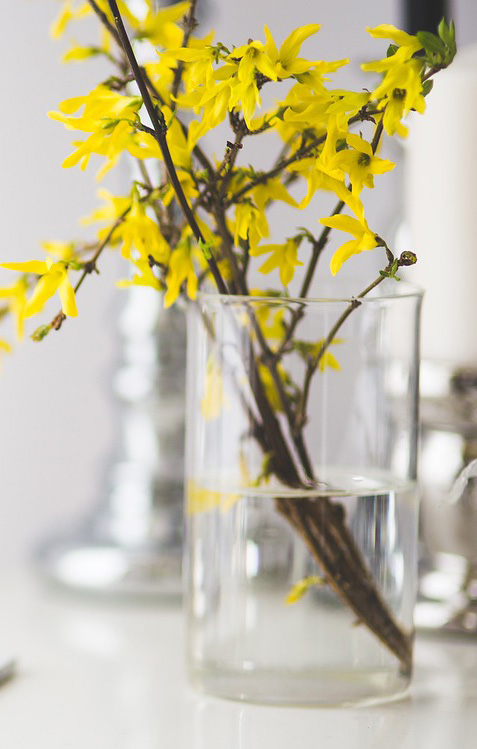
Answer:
[185, 284, 422, 706]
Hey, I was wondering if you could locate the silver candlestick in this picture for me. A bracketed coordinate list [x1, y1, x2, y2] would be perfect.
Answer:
[416, 361, 477, 633]
[36, 287, 186, 598]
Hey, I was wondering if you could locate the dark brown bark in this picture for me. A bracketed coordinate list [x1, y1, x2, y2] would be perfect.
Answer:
[275, 496, 413, 674]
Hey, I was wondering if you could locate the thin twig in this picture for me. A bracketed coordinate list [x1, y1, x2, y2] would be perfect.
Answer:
[87, 0, 121, 47]
[227, 109, 381, 206]
[48, 208, 130, 332]
[274, 115, 387, 364]
[218, 130, 246, 201]
[294, 257, 395, 431]
[87, 0, 215, 176]
[106, 0, 228, 295]
[170, 0, 198, 103]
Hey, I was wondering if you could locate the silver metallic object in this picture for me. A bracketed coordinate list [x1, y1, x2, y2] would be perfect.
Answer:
[416, 361, 477, 633]
[36, 287, 186, 598]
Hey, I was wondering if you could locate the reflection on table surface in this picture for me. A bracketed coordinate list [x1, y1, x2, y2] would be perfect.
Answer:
[1, 570, 476, 749]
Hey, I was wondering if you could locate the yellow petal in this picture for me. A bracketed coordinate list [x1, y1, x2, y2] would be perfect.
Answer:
[286, 575, 325, 604]
[254, 52, 278, 81]
[346, 133, 372, 156]
[24, 273, 61, 318]
[1, 260, 48, 275]
[366, 24, 421, 51]
[263, 25, 278, 60]
[279, 24, 321, 67]
[329, 239, 359, 276]
[58, 275, 78, 317]
[58, 96, 87, 115]
[319, 214, 363, 237]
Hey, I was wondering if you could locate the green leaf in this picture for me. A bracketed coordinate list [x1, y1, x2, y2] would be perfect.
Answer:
[417, 31, 446, 57]
[422, 79, 434, 97]
[31, 325, 51, 342]
[252, 452, 274, 487]
[67, 260, 83, 271]
[295, 227, 315, 245]
[437, 18, 457, 62]
[386, 43, 399, 58]
[438, 18, 455, 48]
[198, 238, 213, 260]
[293, 340, 316, 360]
[379, 268, 401, 281]
[438, 18, 449, 42]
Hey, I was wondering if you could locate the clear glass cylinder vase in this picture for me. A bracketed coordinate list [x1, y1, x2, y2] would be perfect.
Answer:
[185, 282, 422, 706]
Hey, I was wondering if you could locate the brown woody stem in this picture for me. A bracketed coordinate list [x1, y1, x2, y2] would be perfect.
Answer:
[106, 0, 228, 296]
[171, 0, 198, 103]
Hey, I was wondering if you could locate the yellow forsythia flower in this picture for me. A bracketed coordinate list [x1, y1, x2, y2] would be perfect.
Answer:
[117, 257, 162, 292]
[41, 241, 77, 262]
[140, 0, 190, 48]
[250, 238, 303, 287]
[0, 259, 77, 318]
[50, 1, 91, 39]
[314, 338, 343, 372]
[62, 43, 100, 63]
[263, 24, 325, 78]
[362, 26, 425, 137]
[365, 24, 422, 60]
[0, 279, 29, 339]
[164, 236, 199, 308]
[319, 199, 379, 276]
[81, 189, 131, 228]
[234, 201, 269, 250]
[49, 85, 156, 178]
[163, 32, 216, 92]
[327, 133, 395, 196]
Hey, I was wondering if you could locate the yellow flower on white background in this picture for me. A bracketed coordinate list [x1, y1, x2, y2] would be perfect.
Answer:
[0, 259, 77, 318]
[263, 24, 326, 78]
[234, 201, 269, 249]
[0, 279, 29, 339]
[327, 133, 395, 195]
[250, 238, 303, 287]
[164, 238, 199, 308]
[50, 0, 91, 39]
[319, 201, 379, 275]
[117, 257, 162, 292]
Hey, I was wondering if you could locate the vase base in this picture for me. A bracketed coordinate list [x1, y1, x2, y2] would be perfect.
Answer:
[35, 539, 182, 600]
[189, 666, 410, 707]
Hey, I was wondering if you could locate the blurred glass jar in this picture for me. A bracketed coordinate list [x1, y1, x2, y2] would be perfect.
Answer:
[417, 363, 477, 633]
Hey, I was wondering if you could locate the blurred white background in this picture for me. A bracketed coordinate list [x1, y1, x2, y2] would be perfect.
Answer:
[0, 0, 476, 568]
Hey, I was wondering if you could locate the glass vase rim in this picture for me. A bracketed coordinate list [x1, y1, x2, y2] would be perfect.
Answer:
[196, 281, 423, 307]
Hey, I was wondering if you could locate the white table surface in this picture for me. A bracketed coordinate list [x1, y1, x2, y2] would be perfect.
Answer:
[1, 569, 476, 749]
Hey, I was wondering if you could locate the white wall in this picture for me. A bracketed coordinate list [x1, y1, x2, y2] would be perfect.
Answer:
[0, 0, 475, 566]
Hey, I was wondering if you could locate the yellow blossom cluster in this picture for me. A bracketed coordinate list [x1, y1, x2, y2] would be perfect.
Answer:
[0, 0, 455, 360]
